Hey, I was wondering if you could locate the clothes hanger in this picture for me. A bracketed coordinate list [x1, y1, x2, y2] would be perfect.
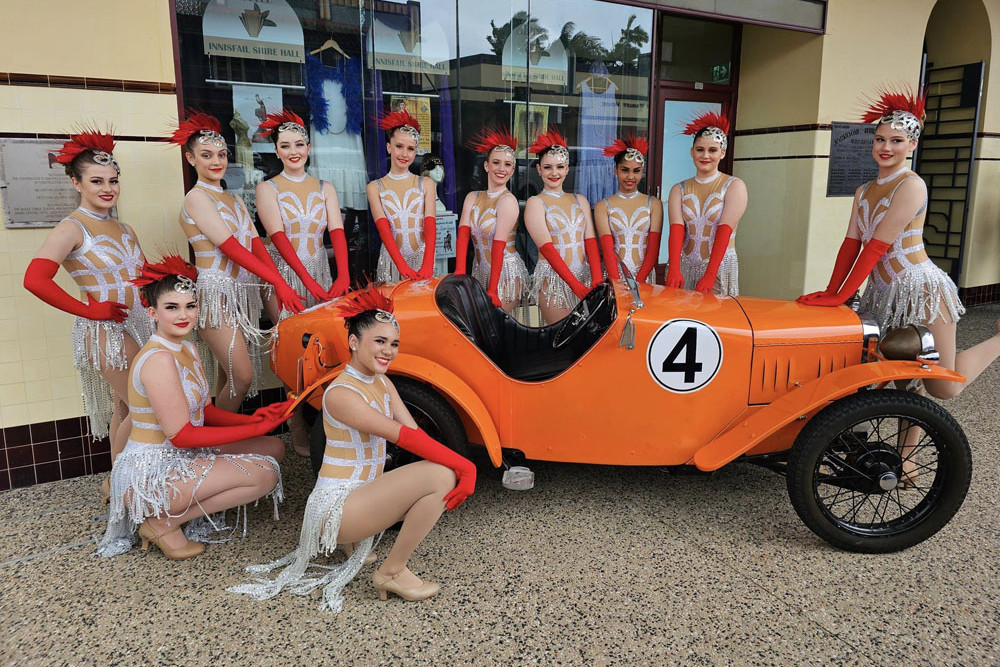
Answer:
[310, 38, 350, 59]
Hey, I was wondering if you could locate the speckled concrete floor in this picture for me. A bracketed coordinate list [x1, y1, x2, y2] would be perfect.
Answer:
[2, 304, 999, 666]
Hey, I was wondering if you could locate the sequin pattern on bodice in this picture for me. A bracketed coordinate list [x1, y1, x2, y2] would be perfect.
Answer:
[605, 193, 652, 273]
[319, 366, 391, 485]
[377, 174, 425, 255]
[470, 190, 517, 268]
[128, 335, 210, 447]
[179, 182, 255, 281]
[680, 175, 736, 260]
[542, 192, 587, 269]
[856, 170, 931, 285]
[268, 173, 327, 261]
[62, 208, 144, 308]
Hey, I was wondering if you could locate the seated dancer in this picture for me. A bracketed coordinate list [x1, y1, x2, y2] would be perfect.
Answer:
[455, 126, 530, 311]
[593, 135, 663, 284]
[97, 256, 289, 560]
[23, 129, 151, 474]
[366, 110, 437, 281]
[665, 111, 747, 295]
[523, 128, 603, 323]
[171, 111, 304, 412]
[230, 286, 476, 612]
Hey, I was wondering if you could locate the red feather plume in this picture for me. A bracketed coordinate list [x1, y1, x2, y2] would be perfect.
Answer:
[683, 111, 730, 137]
[467, 125, 517, 154]
[861, 86, 926, 123]
[169, 110, 223, 147]
[528, 127, 567, 156]
[257, 108, 306, 138]
[55, 128, 116, 165]
[337, 284, 394, 318]
[378, 110, 420, 134]
[131, 255, 198, 288]
[602, 134, 649, 158]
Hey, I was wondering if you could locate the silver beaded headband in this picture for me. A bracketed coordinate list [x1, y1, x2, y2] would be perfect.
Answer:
[174, 275, 197, 295]
[277, 121, 308, 140]
[700, 126, 728, 151]
[545, 144, 570, 165]
[92, 150, 121, 173]
[879, 110, 922, 141]
[373, 309, 398, 330]
[622, 147, 645, 164]
[490, 145, 515, 158]
[197, 129, 227, 148]
[395, 125, 420, 142]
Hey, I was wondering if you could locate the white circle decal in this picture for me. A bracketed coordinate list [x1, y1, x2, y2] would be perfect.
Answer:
[646, 319, 723, 393]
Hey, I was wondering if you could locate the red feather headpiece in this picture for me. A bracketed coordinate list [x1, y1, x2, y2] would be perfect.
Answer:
[337, 284, 395, 319]
[683, 111, 730, 137]
[257, 109, 307, 138]
[378, 110, 421, 134]
[602, 135, 649, 159]
[169, 110, 224, 147]
[131, 255, 199, 306]
[861, 86, 926, 123]
[55, 128, 116, 165]
[529, 127, 568, 156]
[467, 126, 517, 155]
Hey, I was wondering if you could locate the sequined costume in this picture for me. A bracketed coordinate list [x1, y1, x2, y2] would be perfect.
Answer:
[856, 169, 964, 330]
[97, 334, 282, 557]
[677, 174, 739, 296]
[374, 173, 426, 282]
[229, 365, 389, 612]
[179, 181, 267, 397]
[61, 207, 152, 439]
[263, 171, 334, 307]
[603, 192, 657, 284]
[531, 192, 592, 311]
[468, 189, 530, 304]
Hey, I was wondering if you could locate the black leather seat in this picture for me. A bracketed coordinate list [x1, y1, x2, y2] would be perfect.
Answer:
[434, 274, 616, 382]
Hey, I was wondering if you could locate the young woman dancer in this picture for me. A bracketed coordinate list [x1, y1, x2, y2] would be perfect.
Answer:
[454, 126, 530, 311]
[523, 128, 603, 323]
[230, 286, 476, 612]
[23, 129, 151, 469]
[664, 111, 747, 295]
[171, 111, 304, 412]
[97, 256, 288, 560]
[366, 111, 437, 282]
[593, 136, 662, 284]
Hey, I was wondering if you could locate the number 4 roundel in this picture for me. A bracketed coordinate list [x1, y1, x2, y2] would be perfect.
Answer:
[646, 319, 723, 393]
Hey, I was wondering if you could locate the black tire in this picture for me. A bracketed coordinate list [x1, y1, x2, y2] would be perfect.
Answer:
[309, 376, 469, 476]
[786, 389, 971, 553]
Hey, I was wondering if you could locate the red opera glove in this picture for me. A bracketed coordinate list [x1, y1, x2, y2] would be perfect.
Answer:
[486, 239, 506, 308]
[170, 412, 290, 449]
[250, 236, 279, 272]
[539, 242, 589, 299]
[694, 224, 733, 293]
[584, 237, 602, 286]
[636, 230, 661, 283]
[374, 217, 418, 280]
[454, 225, 471, 275]
[664, 224, 685, 288]
[218, 236, 304, 313]
[418, 216, 436, 279]
[396, 425, 476, 510]
[328, 227, 351, 297]
[797, 237, 862, 304]
[268, 232, 328, 303]
[801, 239, 890, 307]
[599, 234, 620, 280]
[24, 258, 128, 322]
[203, 399, 293, 426]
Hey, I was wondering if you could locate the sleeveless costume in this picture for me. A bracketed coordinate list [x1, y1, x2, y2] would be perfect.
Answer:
[374, 173, 427, 282]
[856, 169, 964, 330]
[263, 172, 334, 307]
[97, 334, 282, 557]
[531, 192, 592, 311]
[179, 181, 267, 397]
[468, 189, 530, 304]
[678, 174, 739, 296]
[62, 207, 152, 439]
[603, 192, 656, 284]
[229, 365, 390, 612]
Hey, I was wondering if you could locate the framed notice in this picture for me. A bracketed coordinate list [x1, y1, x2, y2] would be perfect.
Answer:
[388, 96, 432, 155]
[0, 138, 80, 228]
[827, 122, 878, 197]
[512, 104, 550, 158]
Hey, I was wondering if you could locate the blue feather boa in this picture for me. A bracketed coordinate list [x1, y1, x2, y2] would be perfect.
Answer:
[305, 54, 362, 136]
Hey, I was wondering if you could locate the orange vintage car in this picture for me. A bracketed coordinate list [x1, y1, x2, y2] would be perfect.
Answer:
[271, 267, 971, 554]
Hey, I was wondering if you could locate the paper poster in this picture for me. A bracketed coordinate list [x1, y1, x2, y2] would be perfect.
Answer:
[513, 104, 550, 158]
[388, 96, 432, 155]
[233, 84, 284, 154]
[435, 213, 457, 259]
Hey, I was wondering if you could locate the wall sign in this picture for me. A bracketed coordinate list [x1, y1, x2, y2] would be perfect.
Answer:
[827, 122, 878, 197]
[0, 139, 80, 228]
[202, 0, 304, 64]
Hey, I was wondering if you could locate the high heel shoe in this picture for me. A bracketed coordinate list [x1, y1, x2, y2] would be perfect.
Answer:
[138, 522, 205, 560]
[99, 477, 111, 505]
[372, 567, 440, 602]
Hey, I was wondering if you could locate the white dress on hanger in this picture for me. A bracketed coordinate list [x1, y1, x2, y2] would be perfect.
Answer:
[308, 78, 368, 210]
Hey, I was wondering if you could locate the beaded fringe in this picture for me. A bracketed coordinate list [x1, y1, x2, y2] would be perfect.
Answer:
[860, 261, 965, 331]
[471, 252, 531, 304]
[680, 249, 739, 296]
[267, 243, 334, 308]
[531, 259, 592, 312]
[375, 243, 426, 283]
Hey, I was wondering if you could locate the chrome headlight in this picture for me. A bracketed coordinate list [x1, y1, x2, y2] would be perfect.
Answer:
[879, 324, 939, 363]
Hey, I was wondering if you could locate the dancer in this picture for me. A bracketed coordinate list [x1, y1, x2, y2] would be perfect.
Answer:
[366, 110, 437, 282]
[524, 128, 603, 323]
[665, 111, 747, 295]
[230, 286, 476, 612]
[97, 256, 288, 560]
[594, 136, 662, 283]
[23, 129, 151, 471]
[454, 126, 530, 311]
[172, 111, 304, 412]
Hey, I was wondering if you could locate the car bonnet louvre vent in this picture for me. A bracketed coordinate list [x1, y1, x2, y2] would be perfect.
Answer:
[750, 345, 856, 404]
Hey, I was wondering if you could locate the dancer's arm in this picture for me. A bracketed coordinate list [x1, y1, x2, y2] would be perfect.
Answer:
[322, 182, 351, 297]
[664, 184, 685, 288]
[593, 199, 619, 280]
[635, 198, 664, 283]
[418, 177, 438, 279]
[453, 192, 476, 275]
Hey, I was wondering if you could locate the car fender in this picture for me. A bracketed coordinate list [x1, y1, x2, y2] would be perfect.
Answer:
[389, 353, 504, 468]
[692, 361, 965, 471]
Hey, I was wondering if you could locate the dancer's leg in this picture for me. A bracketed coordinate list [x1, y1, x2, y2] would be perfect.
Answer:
[924, 319, 1000, 400]
[197, 323, 254, 411]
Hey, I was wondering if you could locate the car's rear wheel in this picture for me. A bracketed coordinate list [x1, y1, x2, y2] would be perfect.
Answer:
[309, 376, 469, 476]
[786, 389, 971, 553]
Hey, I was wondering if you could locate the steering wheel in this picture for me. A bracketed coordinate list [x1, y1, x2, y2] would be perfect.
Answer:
[552, 284, 609, 349]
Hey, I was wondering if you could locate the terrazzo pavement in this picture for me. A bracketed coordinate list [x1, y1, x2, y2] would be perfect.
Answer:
[2, 304, 999, 666]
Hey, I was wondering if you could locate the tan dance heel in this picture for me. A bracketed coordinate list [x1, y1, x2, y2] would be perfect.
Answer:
[99, 477, 111, 505]
[372, 567, 440, 602]
[138, 522, 205, 560]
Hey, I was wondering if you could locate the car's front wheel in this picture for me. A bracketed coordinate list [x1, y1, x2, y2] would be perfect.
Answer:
[786, 389, 971, 553]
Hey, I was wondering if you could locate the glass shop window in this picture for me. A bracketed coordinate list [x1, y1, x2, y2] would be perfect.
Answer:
[659, 14, 735, 85]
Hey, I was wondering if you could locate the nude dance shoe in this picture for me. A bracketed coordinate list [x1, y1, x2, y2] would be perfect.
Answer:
[372, 567, 440, 602]
[138, 522, 205, 560]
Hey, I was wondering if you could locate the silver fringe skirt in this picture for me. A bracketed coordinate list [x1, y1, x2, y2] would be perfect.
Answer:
[72, 306, 153, 440]
[859, 260, 965, 331]
[680, 248, 739, 296]
[472, 252, 531, 305]
[531, 259, 592, 312]
[376, 243, 426, 283]
[267, 243, 333, 309]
